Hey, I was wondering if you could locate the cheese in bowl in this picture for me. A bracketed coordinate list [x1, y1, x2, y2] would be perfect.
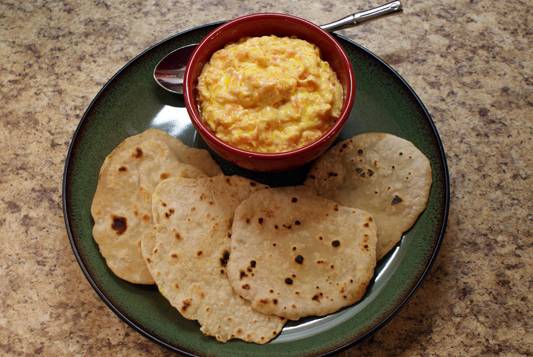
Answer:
[197, 36, 343, 153]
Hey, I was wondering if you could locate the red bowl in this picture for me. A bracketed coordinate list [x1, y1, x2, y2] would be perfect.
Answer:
[184, 13, 355, 172]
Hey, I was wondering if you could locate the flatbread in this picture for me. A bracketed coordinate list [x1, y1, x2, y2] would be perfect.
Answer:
[136, 129, 221, 177]
[305, 133, 432, 259]
[91, 130, 220, 284]
[227, 186, 377, 320]
[143, 176, 285, 343]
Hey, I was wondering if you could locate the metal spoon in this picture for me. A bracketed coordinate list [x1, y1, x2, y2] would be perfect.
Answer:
[154, 0, 402, 94]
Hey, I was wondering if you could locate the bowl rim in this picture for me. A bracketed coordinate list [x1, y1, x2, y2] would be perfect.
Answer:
[183, 12, 355, 159]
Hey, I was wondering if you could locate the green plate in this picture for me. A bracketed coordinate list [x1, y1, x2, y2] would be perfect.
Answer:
[63, 22, 449, 356]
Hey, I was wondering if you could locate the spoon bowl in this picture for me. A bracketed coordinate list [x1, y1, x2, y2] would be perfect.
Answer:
[153, 44, 197, 94]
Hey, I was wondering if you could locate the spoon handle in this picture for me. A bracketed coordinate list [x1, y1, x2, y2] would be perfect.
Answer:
[320, 1, 402, 32]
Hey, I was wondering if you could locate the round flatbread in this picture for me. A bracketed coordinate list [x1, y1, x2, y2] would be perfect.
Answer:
[143, 176, 285, 343]
[305, 133, 432, 259]
[91, 130, 220, 284]
[227, 186, 377, 320]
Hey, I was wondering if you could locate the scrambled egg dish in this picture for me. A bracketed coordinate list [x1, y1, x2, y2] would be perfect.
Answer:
[197, 36, 343, 153]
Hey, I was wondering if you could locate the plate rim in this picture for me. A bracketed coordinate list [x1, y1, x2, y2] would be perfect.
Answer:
[62, 21, 450, 357]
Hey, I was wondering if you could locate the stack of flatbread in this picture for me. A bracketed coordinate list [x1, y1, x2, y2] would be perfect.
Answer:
[91, 129, 431, 343]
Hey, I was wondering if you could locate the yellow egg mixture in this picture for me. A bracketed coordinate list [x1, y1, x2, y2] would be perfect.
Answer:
[197, 36, 343, 153]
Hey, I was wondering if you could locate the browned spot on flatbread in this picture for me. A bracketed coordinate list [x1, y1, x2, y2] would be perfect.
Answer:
[219, 250, 230, 267]
[391, 195, 403, 205]
[312, 293, 323, 301]
[164, 208, 175, 218]
[118, 166, 127, 172]
[181, 299, 191, 312]
[285, 277, 293, 285]
[160, 172, 170, 180]
[111, 215, 127, 235]
[132, 147, 143, 158]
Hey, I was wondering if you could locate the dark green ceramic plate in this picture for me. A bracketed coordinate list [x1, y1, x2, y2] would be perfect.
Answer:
[63, 22, 449, 356]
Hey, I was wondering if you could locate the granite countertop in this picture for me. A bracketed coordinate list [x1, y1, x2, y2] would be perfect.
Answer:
[1, 0, 531, 355]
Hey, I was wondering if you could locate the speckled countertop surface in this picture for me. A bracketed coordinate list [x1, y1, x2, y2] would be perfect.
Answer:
[1, 0, 531, 355]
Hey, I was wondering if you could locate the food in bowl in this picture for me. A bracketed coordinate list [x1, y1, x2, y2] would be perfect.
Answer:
[196, 36, 343, 153]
